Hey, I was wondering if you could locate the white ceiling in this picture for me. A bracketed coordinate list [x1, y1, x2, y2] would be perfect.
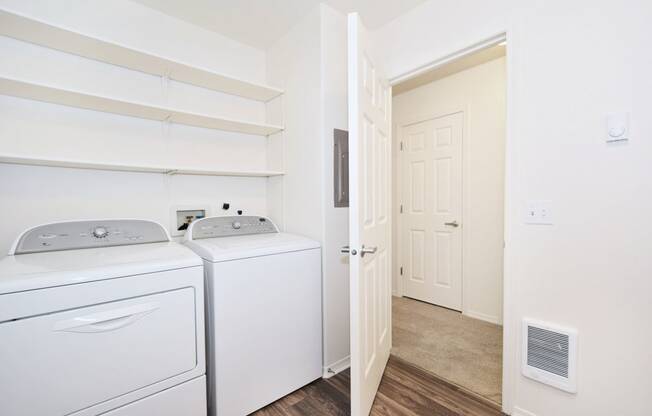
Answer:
[132, 0, 427, 50]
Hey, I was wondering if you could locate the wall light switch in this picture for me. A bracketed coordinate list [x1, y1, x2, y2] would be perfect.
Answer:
[524, 201, 539, 223]
[606, 112, 629, 143]
[524, 200, 553, 225]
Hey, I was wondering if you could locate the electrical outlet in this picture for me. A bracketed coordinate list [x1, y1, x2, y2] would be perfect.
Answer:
[524, 200, 553, 225]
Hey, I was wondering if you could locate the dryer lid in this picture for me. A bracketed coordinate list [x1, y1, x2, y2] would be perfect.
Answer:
[0, 220, 201, 295]
[0, 242, 201, 294]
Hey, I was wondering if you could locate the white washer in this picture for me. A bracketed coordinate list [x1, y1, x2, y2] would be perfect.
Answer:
[184, 216, 322, 416]
[0, 219, 207, 416]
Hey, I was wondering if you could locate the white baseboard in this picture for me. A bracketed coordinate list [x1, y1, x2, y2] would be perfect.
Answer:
[464, 309, 502, 325]
[322, 355, 350, 379]
[512, 406, 537, 416]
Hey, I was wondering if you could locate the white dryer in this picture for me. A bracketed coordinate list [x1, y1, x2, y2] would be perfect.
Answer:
[184, 216, 322, 416]
[0, 219, 207, 416]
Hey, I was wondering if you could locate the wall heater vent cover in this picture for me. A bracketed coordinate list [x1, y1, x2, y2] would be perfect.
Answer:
[522, 319, 577, 393]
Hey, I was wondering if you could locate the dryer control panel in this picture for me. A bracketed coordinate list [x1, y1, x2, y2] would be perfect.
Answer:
[187, 216, 278, 240]
[11, 220, 170, 255]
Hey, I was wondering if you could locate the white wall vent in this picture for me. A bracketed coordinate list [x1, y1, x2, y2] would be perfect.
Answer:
[522, 319, 577, 393]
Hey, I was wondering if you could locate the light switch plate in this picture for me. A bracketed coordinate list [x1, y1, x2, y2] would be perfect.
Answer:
[524, 200, 553, 225]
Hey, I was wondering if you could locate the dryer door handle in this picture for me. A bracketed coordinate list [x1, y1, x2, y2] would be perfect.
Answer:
[53, 302, 160, 333]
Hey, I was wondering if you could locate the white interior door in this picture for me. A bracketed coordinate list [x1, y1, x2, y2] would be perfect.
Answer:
[400, 112, 463, 310]
[346, 12, 392, 416]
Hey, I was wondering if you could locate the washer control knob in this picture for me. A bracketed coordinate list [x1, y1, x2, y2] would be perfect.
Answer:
[232, 221, 241, 230]
[92, 227, 109, 238]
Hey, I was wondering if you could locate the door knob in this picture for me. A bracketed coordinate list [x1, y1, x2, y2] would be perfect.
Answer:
[360, 245, 377, 257]
[341, 245, 357, 255]
[444, 221, 459, 227]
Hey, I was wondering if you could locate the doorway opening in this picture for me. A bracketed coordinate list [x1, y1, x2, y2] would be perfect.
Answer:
[391, 42, 507, 405]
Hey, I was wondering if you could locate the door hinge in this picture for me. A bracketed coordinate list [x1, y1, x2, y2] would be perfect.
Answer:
[400, 266, 403, 276]
[400, 204, 403, 213]
[400, 141, 404, 151]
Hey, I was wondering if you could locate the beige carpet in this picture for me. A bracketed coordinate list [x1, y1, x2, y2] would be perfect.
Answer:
[392, 296, 503, 404]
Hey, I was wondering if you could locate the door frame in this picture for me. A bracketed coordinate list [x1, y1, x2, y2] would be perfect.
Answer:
[387, 31, 516, 413]
[394, 106, 468, 310]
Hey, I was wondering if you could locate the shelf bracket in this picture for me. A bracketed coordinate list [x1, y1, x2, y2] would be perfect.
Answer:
[161, 114, 172, 137]
[161, 72, 171, 89]
[161, 71, 171, 107]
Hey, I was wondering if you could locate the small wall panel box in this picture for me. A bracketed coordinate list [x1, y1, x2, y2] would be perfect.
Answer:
[170, 205, 210, 237]
[606, 112, 629, 143]
[522, 319, 578, 393]
[333, 129, 349, 207]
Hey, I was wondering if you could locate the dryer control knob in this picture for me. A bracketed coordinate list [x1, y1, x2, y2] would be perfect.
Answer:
[232, 221, 241, 230]
[92, 227, 109, 238]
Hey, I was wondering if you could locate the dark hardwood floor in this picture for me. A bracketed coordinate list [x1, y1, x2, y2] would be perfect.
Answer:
[253, 356, 504, 416]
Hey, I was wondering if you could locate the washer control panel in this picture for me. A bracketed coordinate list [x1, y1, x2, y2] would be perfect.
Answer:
[189, 216, 278, 240]
[12, 220, 170, 255]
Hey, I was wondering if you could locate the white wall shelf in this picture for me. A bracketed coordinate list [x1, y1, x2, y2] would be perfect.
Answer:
[0, 77, 284, 136]
[0, 155, 285, 178]
[0, 9, 284, 102]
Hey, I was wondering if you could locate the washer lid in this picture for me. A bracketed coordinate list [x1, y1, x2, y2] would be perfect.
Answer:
[0, 242, 202, 295]
[184, 232, 320, 262]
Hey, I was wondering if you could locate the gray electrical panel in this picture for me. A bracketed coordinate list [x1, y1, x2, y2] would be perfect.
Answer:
[334, 129, 349, 207]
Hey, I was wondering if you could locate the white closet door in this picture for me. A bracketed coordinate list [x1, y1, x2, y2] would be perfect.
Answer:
[401, 112, 463, 310]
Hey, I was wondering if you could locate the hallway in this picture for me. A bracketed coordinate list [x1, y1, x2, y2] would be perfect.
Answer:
[392, 296, 503, 403]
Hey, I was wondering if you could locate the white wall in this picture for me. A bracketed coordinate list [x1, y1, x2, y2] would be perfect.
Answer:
[393, 57, 506, 325]
[0, 164, 267, 245]
[266, 7, 323, 240]
[0, 0, 271, 252]
[319, 4, 351, 373]
[374, 1, 652, 415]
[266, 4, 350, 375]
